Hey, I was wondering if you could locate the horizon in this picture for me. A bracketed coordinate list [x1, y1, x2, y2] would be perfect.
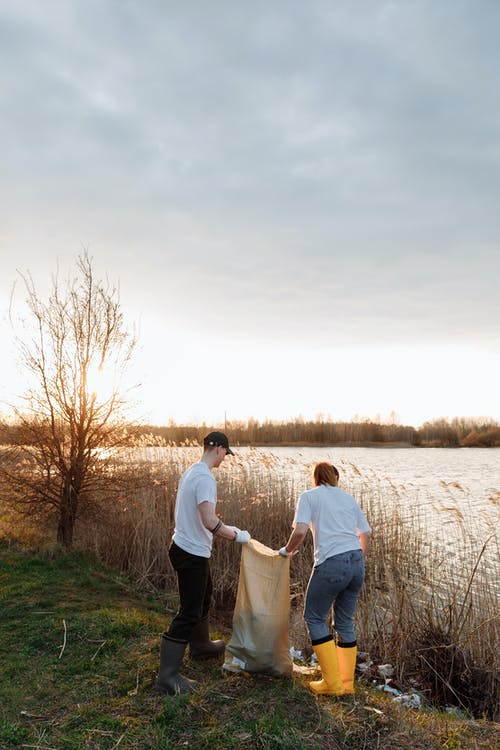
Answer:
[133, 414, 500, 430]
[2, 409, 499, 433]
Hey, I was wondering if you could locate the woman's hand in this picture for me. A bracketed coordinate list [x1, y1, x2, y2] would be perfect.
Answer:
[278, 546, 298, 557]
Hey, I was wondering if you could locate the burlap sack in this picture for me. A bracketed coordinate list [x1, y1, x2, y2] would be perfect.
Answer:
[224, 538, 292, 677]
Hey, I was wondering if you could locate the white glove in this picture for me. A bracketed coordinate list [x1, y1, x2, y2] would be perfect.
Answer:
[235, 529, 251, 544]
[279, 546, 297, 556]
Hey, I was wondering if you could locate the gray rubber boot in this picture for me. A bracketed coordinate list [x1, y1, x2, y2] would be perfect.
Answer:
[156, 637, 198, 695]
[189, 617, 225, 660]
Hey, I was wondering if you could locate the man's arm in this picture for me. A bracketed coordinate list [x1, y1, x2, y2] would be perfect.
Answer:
[198, 501, 243, 541]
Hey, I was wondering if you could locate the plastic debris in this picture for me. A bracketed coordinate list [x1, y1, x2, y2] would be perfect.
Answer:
[288, 645, 317, 671]
[222, 655, 247, 673]
[376, 680, 426, 710]
[292, 663, 318, 675]
[289, 645, 426, 711]
[377, 683, 402, 696]
[358, 658, 373, 672]
[363, 706, 384, 715]
[377, 663, 394, 679]
[394, 691, 423, 709]
[445, 706, 468, 719]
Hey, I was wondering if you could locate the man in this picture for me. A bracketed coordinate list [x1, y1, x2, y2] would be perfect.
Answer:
[157, 431, 251, 695]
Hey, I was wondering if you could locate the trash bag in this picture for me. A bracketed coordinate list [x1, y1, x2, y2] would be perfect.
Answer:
[224, 538, 292, 677]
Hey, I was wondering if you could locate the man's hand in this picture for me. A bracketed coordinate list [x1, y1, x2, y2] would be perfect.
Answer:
[226, 526, 251, 543]
[235, 529, 251, 543]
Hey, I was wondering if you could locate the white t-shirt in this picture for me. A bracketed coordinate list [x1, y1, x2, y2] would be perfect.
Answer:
[293, 485, 371, 566]
[172, 462, 217, 558]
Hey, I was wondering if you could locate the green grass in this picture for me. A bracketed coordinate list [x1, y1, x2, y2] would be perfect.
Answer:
[0, 541, 498, 750]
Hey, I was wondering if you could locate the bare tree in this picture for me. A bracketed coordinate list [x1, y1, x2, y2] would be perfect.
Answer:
[2, 252, 137, 547]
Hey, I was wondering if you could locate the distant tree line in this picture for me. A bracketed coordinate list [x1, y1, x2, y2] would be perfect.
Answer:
[417, 417, 500, 447]
[2, 416, 499, 449]
[5, 415, 494, 448]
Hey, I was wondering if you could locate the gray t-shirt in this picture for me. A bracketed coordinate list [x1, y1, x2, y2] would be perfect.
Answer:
[293, 485, 371, 566]
[172, 462, 217, 558]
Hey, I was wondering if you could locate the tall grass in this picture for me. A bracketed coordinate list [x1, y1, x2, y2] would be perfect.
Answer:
[1, 444, 498, 718]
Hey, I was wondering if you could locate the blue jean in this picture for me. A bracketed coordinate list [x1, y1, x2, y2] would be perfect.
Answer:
[304, 549, 365, 644]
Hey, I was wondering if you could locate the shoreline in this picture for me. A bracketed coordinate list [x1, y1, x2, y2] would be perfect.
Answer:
[167, 441, 498, 449]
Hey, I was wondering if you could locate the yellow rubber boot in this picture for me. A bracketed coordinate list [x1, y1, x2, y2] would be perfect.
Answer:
[337, 644, 357, 694]
[309, 640, 345, 696]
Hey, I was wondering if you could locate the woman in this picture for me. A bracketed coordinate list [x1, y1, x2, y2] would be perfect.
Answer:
[279, 462, 371, 696]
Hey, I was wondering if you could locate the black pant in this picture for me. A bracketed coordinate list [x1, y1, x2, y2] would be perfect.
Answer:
[165, 541, 213, 642]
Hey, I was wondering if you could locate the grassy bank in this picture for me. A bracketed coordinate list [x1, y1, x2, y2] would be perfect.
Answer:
[1, 446, 498, 721]
[1, 542, 499, 750]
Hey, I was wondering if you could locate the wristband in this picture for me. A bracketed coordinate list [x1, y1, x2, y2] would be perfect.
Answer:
[210, 520, 223, 535]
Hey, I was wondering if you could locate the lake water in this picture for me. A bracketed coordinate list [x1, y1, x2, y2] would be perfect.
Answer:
[135, 444, 499, 593]
[138, 443, 499, 553]
[235, 446, 500, 581]
[143, 444, 499, 533]
[236, 445, 499, 506]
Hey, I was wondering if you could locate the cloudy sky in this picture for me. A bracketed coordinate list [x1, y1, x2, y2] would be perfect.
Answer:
[1, 0, 499, 427]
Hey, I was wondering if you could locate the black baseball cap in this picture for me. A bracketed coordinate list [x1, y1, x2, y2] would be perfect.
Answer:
[203, 431, 234, 455]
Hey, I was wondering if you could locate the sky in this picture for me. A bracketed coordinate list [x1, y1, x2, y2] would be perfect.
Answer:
[1, 0, 499, 428]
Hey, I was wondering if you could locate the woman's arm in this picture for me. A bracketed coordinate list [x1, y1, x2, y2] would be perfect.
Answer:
[359, 531, 371, 558]
[280, 522, 309, 555]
